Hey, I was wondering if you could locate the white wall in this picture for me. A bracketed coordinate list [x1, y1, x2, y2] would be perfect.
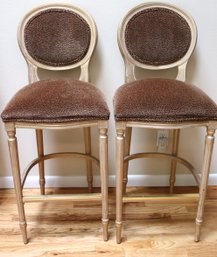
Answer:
[1, 0, 217, 187]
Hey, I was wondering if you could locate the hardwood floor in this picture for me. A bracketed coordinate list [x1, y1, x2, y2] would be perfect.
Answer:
[0, 186, 217, 257]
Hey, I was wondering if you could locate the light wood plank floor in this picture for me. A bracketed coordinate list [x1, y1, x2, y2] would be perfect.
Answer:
[0, 186, 217, 257]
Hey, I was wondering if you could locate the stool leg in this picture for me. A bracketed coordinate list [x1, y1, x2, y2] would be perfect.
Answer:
[6, 125, 28, 244]
[36, 129, 45, 195]
[116, 128, 125, 244]
[195, 127, 215, 242]
[84, 127, 93, 192]
[99, 127, 109, 241]
[169, 129, 180, 193]
[123, 127, 132, 193]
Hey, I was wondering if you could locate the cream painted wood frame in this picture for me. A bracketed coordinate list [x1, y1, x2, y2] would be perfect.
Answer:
[116, 2, 217, 243]
[4, 4, 108, 244]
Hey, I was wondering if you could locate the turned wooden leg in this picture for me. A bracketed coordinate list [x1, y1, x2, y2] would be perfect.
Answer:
[123, 127, 132, 194]
[195, 127, 215, 242]
[84, 127, 93, 192]
[6, 124, 28, 244]
[169, 129, 180, 194]
[36, 129, 45, 195]
[116, 127, 125, 244]
[99, 127, 109, 241]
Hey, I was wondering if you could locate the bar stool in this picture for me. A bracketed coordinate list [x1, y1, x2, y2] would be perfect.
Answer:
[113, 2, 217, 243]
[1, 3, 109, 243]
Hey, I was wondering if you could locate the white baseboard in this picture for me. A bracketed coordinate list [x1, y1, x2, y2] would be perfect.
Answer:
[0, 174, 217, 189]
